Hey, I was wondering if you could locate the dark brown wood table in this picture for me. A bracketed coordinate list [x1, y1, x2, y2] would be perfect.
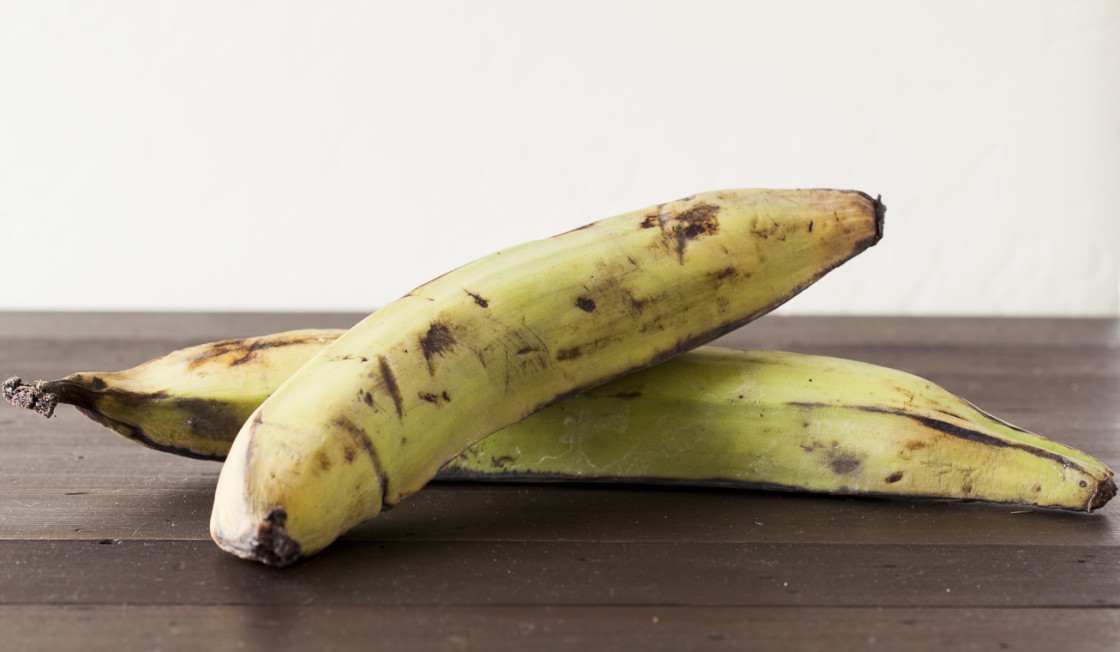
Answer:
[1, 312, 1117, 651]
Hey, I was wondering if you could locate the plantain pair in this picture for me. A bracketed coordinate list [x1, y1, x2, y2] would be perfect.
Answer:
[6, 189, 1114, 566]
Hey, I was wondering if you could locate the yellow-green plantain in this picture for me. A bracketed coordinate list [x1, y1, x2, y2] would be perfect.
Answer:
[4, 329, 338, 460]
[449, 347, 1115, 512]
[209, 188, 885, 565]
[9, 331, 1113, 515]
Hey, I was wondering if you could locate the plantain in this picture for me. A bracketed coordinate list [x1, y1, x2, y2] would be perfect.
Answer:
[450, 347, 1115, 512]
[4, 329, 337, 460]
[208, 188, 885, 565]
[9, 333, 1113, 515]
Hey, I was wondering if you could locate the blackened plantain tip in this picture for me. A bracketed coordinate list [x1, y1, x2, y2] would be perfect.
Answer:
[1089, 476, 1117, 512]
[872, 194, 886, 243]
[252, 508, 303, 567]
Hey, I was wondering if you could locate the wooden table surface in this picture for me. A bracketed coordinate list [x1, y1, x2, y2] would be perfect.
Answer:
[1, 312, 1117, 651]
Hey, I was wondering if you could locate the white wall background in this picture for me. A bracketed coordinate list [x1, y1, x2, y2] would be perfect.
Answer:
[1, 0, 1117, 315]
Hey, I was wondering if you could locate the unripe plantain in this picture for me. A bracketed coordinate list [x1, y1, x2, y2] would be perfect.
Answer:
[210, 188, 885, 565]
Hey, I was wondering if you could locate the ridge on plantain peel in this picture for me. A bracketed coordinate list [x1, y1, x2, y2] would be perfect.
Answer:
[209, 188, 886, 566]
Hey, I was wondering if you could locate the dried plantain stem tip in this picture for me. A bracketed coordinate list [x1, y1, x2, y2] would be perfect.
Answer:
[3, 377, 58, 418]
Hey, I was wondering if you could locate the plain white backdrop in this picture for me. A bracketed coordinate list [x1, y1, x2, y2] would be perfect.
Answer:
[1, 1, 1117, 315]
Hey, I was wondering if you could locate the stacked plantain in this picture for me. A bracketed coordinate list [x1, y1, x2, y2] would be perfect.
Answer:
[6, 188, 1115, 566]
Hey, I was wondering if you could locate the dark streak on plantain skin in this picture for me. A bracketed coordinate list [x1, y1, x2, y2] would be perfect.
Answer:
[378, 355, 404, 419]
[332, 414, 391, 508]
[556, 347, 582, 361]
[786, 401, 1097, 477]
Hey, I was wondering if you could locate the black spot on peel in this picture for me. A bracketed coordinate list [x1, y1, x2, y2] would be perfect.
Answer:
[418, 391, 450, 405]
[379, 355, 404, 419]
[464, 289, 489, 308]
[358, 389, 374, 407]
[420, 322, 456, 375]
[575, 296, 596, 312]
[640, 213, 660, 229]
[885, 471, 904, 484]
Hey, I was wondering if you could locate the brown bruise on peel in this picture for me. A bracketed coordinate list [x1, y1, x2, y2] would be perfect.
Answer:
[420, 322, 456, 375]
[640, 201, 722, 263]
[185, 332, 329, 371]
[826, 449, 863, 475]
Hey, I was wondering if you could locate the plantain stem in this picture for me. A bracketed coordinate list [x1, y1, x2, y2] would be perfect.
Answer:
[3, 377, 59, 418]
